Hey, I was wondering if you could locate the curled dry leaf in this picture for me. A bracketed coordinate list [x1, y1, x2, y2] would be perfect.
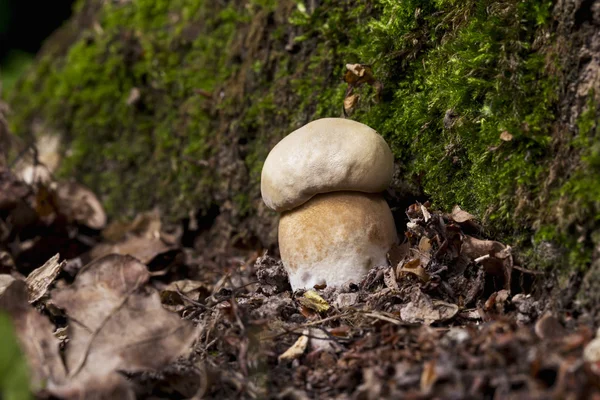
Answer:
[344, 64, 375, 86]
[400, 291, 458, 324]
[398, 258, 430, 283]
[343, 93, 360, 114]
[278, 331, 309, 362]
[50, 254, 197, 397]
[451, 205, 475, 224]
[26, 253, 65, 303]
[0, 280, 67, 389]
[56, 181, 106, 230]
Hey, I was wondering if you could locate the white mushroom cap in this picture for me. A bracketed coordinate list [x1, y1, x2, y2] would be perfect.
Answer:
[261, 118, 394, 212]
[278, 191, 397, 290]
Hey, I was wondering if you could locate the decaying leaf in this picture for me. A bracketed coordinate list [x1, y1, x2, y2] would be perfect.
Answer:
[161, 279, 211, 312]
[50, 254, 197, 396]
[420, 204, 432, 222]
[89, 235, 175, 264]
[278, 331, 309, 362]
[343, 93, 360, 114]
[387, 242, 410, 266]
[0, 280, 67, 389]
[400, 292, 458, 324]
[0, 274, 15, 296]
[101, 209, 162, 242]
[55, 181, 107, 230]
[418, 237, 432, 253]
[398, 258, 430, 283]
[344, 64, 375, 86]
[26, 253, 65, 303]
[420, 360, 437, 393]
[461, 235, 512, 288]
[298, 290, 330, 312]
[383, 267, 399, 290]
[450, 205, 475, 223]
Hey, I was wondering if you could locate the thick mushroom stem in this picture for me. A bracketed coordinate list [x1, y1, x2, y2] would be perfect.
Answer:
[278, 191, 397, 290]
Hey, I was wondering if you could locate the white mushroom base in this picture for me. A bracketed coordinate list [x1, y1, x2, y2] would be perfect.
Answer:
[278, 191, 397, 290]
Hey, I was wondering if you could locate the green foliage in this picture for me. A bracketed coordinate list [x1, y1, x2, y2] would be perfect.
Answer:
[0, 313, 31, 400]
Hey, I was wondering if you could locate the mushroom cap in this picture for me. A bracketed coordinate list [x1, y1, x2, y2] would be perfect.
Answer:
[261, 118, 394, 212]
[278, 191, 397, 290]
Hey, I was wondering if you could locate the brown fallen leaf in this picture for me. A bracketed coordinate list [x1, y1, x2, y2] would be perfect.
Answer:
[101, 209, 162, 242]
[343, 92, 360, 114]
[344, 64, 375, 86]
[55, 181, 107, 230]
[26, 253, 65, 303]
[462, 235, 512, 289]
[383, 266, 399, 290]
[451, 205, 475, 223]
[400, 291, 458, 324]
[0, 274, 15, 296]
[89, 235, 175, 265]
[50, 254, 197, 396]
[398, 258, 430, 283]
[387, 242, 410, 267]
[161, 279, 211, 312]
[0, 280, 67, 389]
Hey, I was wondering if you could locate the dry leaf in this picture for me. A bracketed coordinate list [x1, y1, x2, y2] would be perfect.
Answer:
[344, 64, 375, 86]
[462, 236, 512, 289]
[0, 280, 67, 389]
[420, 360, 437, 393]
[420, 204, 431, 222]
[398, 258, 430, 283]
[55, 181, 107, 230]
[102, 209, 162, 242]
[50, 254, 197, 396]
[161, 280, 211, 312]
[343, 93, 360, 114]
[400, 292, 458, 324]
[387, 242, 410, 266]
[451, 205, 475, 223]
[500, 131, 513, 141]
[418, 237, 432, 253]
[383, 267, 399, 290]
[0, 274, 15, 296]
[26, 253, 65, 303]
[278, 331, 309, 362]
[89, 235, 175, 264]
[298, 290, 330, 312]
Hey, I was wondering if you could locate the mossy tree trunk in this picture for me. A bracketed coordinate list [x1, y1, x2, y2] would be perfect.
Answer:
[4, 0, 600, 310]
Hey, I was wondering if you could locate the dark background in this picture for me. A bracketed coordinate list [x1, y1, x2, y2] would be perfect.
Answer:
[0, 0, 74, 88]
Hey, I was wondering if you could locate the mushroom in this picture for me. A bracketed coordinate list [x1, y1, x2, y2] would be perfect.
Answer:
[261, 118, 398, 290]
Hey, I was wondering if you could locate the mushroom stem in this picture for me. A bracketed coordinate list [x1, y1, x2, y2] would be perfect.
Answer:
[278, 191, 397, 290]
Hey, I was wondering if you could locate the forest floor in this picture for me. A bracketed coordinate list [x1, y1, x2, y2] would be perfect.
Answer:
[1, 113, 600, 400]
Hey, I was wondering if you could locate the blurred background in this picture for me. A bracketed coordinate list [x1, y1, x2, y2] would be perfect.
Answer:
[0, 0, 74, 91]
